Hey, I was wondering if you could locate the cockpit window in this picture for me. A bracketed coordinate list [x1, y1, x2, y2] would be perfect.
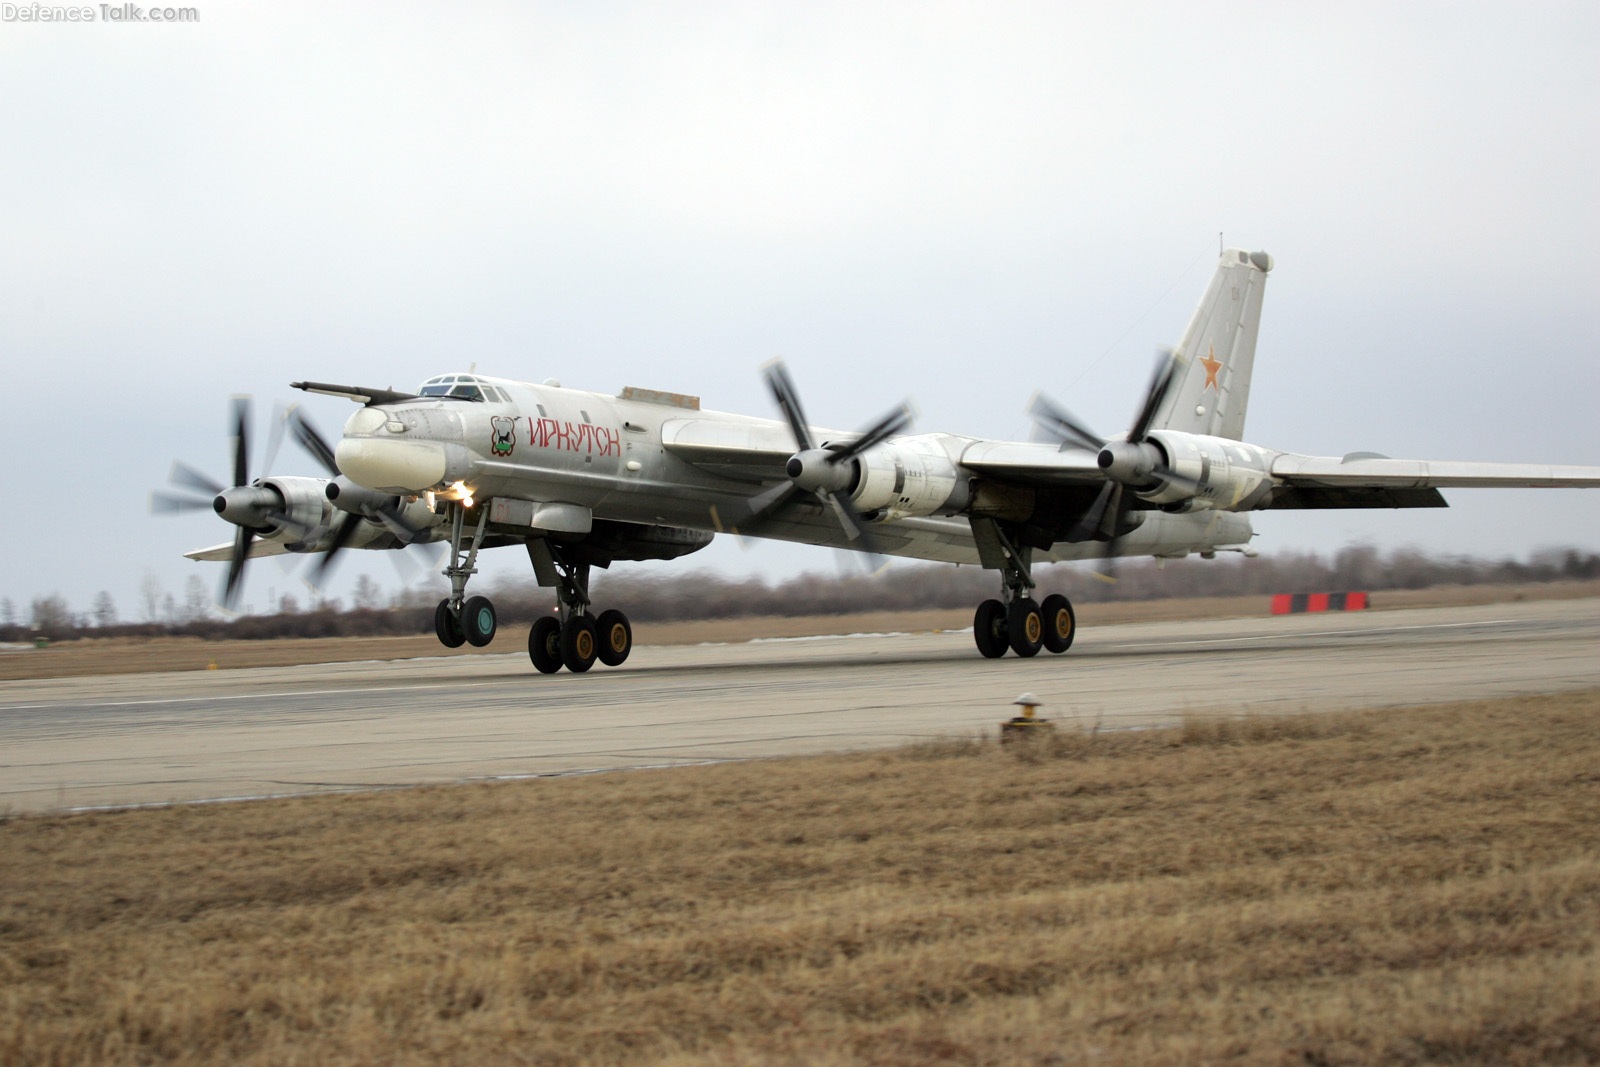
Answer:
[416, 374, 490, 401]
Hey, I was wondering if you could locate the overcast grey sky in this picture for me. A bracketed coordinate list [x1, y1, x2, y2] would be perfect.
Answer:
[2, 1, 1596, 621]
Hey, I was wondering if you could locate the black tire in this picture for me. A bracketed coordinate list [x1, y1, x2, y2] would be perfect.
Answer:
[462, 595, 497, 647]
[595, 609, 632, 667]
[529, 615, 563, 674]
[434, 599, 465, 648]
[561, 615, 599, 673]
[974, 599, 1009, 658]
[1007, 598, 1043, 658]
[1040, 593, 1076, 654]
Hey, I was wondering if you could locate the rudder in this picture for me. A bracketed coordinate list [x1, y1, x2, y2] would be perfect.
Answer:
[1155, 248, 1272, 440]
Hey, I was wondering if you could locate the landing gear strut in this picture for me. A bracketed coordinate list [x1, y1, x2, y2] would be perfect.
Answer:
[971, 520, 1074, 660]
[524, 539, 633, 675]
[434, 502, 496, 649]
[424, 501, 634, 675]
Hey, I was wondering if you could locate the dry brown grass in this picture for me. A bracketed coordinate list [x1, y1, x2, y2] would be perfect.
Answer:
[5, 579, 1597, 681]
[3, 691, 1598, 1066]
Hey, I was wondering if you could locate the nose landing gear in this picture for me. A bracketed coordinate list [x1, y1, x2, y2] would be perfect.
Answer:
[434, 501, 493, 650]
[461, 595, 497, 647]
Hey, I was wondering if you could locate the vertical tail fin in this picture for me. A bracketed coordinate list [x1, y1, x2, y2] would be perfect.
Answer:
[1155, 248, 1272, 440]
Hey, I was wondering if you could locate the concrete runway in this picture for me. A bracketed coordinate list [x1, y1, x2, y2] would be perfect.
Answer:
[3, 598, 1597, 813]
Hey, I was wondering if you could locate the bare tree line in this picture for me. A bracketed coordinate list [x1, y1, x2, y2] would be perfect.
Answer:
[3, 544, 1596, 644]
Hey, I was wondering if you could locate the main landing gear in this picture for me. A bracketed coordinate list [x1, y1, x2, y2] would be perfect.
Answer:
[525, 540, 632, 675]
[971, 523, 1076, 660]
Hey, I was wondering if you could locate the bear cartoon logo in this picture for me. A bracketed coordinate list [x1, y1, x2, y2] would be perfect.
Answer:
[490, 416, 516, 457]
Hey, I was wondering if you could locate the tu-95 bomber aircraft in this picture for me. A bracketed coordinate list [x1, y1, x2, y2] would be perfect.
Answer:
[155, 248, 1600, 674]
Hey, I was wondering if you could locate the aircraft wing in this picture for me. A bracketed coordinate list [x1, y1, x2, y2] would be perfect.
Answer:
[665, 421, 1113, 489]
[1270, 454, 1600, 489]
[184, 539, 295, 563]
[1267, 454, 1600, 509]
[661, 418, 830, 481]
[955, 441, 1106, 487]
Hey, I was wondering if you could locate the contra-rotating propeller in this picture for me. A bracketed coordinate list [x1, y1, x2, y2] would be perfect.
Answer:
[1028, 347, 1200, 574]
[149, 396, 314, 608]
[716, 360, 913, 562]
[280, 405, 429, 580]
[151, 399, 433, 606]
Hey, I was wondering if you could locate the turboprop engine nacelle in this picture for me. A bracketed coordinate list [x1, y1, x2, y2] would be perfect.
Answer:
[1135, 431, 1276, 513]
[326, 476, 445, 544]
[326, 476, 401, 515]
[214, 476, 335, 536]
[786, 449, 854, 495]
[847, 435, 971, 521]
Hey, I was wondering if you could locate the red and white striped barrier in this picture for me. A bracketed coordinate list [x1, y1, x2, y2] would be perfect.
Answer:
[1271, 592, 1368, 615]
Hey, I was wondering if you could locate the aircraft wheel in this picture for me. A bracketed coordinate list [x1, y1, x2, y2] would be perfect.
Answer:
[529, 616, 563, 674]
[462, 595, 497, 647]
[434, 599, 466, 648]
[561, 614, 599, 673]
[973, 599, 1009, 658]
[1007, 598, 1044, 658]
[596, 609, 633, 667]
[1040, 593, 1076, 654]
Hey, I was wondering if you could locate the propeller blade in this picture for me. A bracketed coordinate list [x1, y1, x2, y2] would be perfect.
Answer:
[388, 546, 422, 586]
[149, 490, 214, 515]
[373, 501, 424, 544]
[312, 513, 362, 579]
[261, 402, 289, 478]
[222, 524, 253, 609]
[763, 360, 816, 452]
[718, 480, 802, 534]
[1028, 393, 1105, 452]
[230, 396, 251, 488]
[824, 490, 891, 573]
[829, 401, 914, 464]
[1128, 347, 1180, 444]
[824, 489, 875, 546]
[407, 539, 445, 569]
[169, 460, 223, 497]
[287, 406, 339, 476]
[1069, 480, 1118, 542]
[1091, 484, 1134, 583]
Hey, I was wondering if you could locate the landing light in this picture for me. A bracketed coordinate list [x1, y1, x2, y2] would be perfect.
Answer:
[446, 481, 475, 508]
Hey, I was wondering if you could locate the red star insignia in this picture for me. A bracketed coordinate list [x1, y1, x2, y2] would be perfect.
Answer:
[1200, 344, 1223, 391]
